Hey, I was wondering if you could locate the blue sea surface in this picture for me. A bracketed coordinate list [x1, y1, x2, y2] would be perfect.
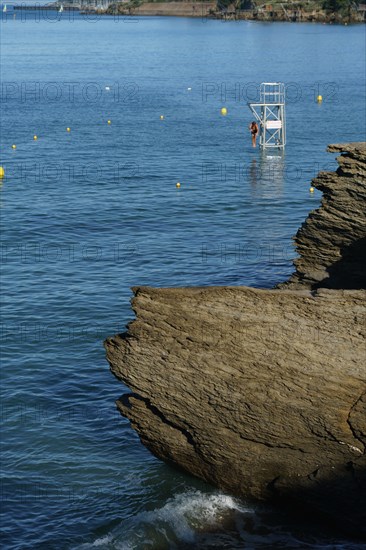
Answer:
[1, 9, 365, 549]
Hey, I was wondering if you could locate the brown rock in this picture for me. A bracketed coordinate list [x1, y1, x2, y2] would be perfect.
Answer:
[281, 142, 366, 289]
[105, 143, 366, 538]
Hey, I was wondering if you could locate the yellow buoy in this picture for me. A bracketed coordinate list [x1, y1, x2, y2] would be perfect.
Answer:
[310, 187, 314, 193]
[160, 115, 164, 120]
[33, 135, 38, 140]
[0, 166, 4, 178]
[12, 144, 16, 149]
[221, 107, 227, 116]
[317, 95, 323, 103]
[176, 182, 181, 188]
[66, 127, 71, 132]
[107, 120, 111, 125]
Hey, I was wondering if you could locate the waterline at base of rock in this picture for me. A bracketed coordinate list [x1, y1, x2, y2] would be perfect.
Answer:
[76, 489, 365, 549]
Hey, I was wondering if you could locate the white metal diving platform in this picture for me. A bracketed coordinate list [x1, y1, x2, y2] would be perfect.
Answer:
[248, 82, 286, 149]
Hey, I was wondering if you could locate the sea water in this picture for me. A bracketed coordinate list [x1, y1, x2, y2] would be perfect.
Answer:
[1, 9, 365, 549]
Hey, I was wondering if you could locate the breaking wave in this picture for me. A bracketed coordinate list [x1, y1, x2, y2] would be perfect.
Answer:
[76, 490, 248, 549]
[76, 490, 364, 550]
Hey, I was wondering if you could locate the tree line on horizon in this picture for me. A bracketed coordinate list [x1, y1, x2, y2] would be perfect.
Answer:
[216, 0, 360, 14]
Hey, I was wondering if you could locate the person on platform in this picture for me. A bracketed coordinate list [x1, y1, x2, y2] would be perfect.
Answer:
[249, 121, 259, 147]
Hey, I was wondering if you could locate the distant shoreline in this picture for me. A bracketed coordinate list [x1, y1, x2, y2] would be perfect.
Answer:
[9, 2, 366, 23]
[104, 1, 365, 23]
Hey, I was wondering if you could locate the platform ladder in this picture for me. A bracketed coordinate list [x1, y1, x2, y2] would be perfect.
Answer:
[248, 83, 286, 149]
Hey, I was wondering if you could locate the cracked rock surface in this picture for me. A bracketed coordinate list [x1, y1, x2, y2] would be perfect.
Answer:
[105, 143, 366, 537]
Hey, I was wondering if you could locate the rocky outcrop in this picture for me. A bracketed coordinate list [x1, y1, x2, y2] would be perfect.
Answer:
[106, 1, 214, 18]
[105, 143, 366, 537]
[236, 8, 365, 24]
[282, 143, 366, 289]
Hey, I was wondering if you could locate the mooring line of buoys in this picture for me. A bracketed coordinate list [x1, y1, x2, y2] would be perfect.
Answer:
[1, 101, 226, 187]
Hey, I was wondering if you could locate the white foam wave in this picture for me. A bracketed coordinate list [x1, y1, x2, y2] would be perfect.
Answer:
[141, 490, 248, 540]
[74, 490, 366, 550]
[76, 490, 250, 549]
[81, 534, 114, 548]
